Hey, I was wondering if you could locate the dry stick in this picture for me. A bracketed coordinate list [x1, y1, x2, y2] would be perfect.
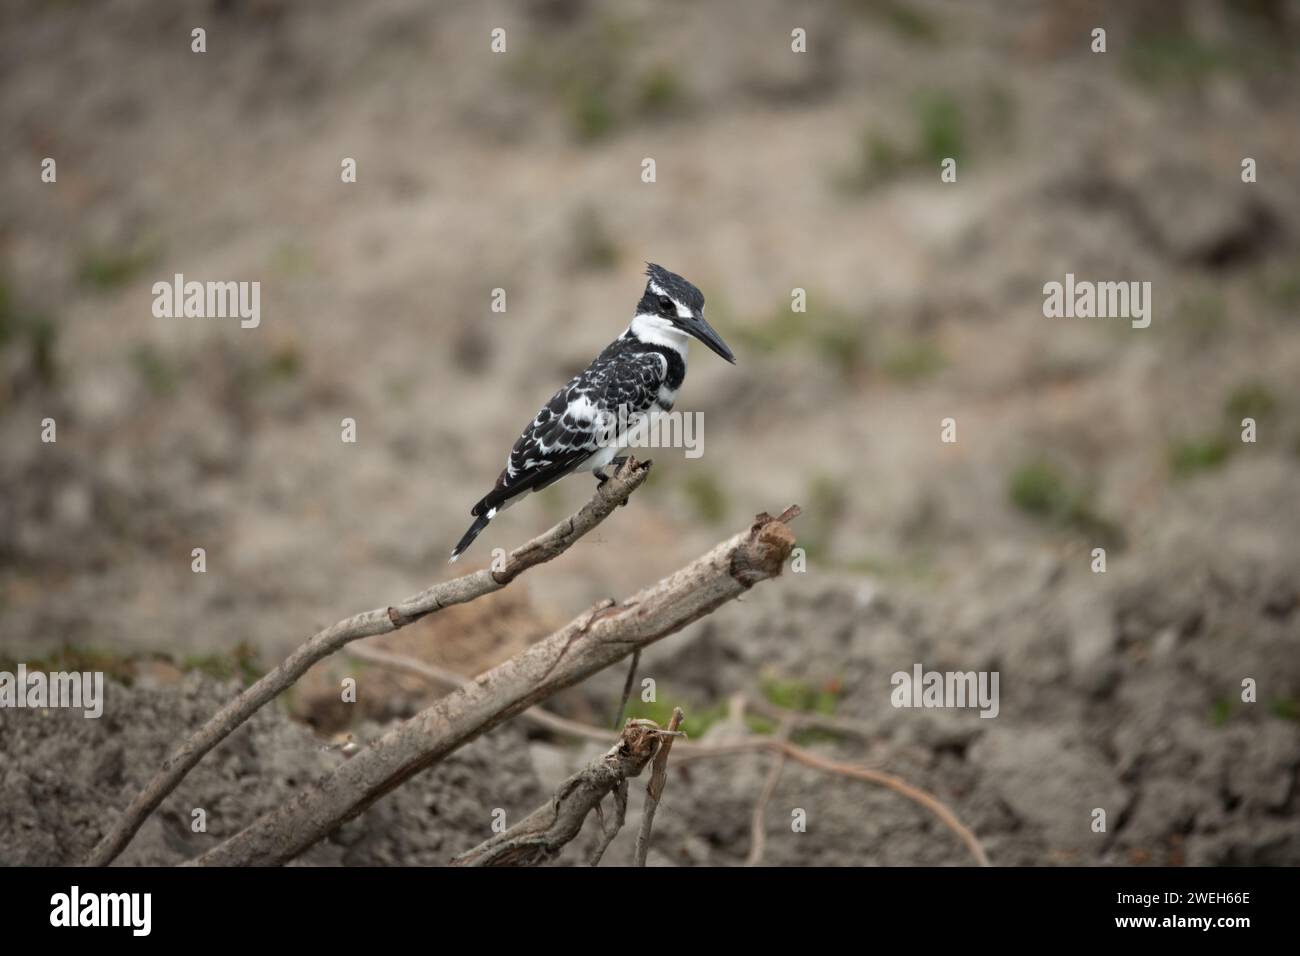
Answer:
[745, 714, 793, 867]
[633, 706, 684, 866]
[349, 646, 988, 867]
[191, 509, 799, 866]
[451, 719, 664, 866]
[348, 644, 611, 744]
[612, 648, 641, 729]
[84, 457, 654, 868]
[780, 744, 989, 866]
[746, 696, 884, 747]
[586, 778, 628, 866]
[676, 736, 990, 867]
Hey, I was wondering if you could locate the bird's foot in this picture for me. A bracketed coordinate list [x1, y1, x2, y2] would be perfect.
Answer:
[595, 457, 631, 488]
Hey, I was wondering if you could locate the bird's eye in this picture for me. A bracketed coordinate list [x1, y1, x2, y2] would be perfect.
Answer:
[658, 296, 674, 313]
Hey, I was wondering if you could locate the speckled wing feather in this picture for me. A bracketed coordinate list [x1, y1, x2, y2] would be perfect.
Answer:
[474, 339, 667, 518]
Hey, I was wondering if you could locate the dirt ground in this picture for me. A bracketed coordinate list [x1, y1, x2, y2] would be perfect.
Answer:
[2, 0, 1298, 865]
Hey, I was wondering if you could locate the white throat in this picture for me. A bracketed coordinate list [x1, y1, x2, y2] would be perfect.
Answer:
[628, 313, 690, 354]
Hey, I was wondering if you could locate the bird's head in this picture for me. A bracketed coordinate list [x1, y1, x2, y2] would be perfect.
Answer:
[634, 263, 736, 364]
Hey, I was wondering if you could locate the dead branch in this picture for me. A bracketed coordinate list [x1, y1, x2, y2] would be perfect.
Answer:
[676, 736, 990, 866]
[188, 509, 798, 866]
[585, 779, 629, 866]
[340, 647, 989, 866]
[633, 706, 684, 866]
[84, 457, 653, 867]
[347, 644, 611, 744]
[745, 712, 794, 866]
[745, 696, 885, 747]
[452, 718, 665, 866]
[612, 648, 641, 728]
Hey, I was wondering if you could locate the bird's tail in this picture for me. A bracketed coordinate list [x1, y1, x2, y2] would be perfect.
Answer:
[449, 511, 493, 564]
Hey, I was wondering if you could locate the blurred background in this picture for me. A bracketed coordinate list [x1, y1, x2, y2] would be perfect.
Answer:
[1, 0, 1298, 866]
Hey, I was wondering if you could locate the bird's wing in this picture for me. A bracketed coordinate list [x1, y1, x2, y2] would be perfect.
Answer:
[472, 373, 609, 517]
[599, 348, 667, 419]
[472, 348, 667, 517]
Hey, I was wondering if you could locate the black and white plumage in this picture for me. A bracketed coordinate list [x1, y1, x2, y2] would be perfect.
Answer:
[450, 263, 736, 563]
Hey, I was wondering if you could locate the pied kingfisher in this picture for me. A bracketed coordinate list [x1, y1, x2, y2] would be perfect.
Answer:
[450, 263, 736, 562]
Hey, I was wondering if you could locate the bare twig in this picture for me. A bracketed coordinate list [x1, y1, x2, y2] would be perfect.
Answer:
[85, 457, 654, 867]
[347, 644, 611, 743]
[613, 648, 641, 729]
[745, 696, 884, 746]
[633, 706, 684, 866]
[451, 719, 662, 866]
[676, 736, 990, 866]
[745, 713, 793, 867]
[782, 743, 988, 866]
[586, 779, 629, 866]
[190, 509, 799, 866]
[352, 648, 988, 867]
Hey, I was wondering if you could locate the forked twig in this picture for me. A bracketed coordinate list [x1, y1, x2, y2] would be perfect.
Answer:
[745, 713, 794, 866]
[613, 648, 641, 729]
[633, 706, 685, 866]
[452, 719, 664, 866]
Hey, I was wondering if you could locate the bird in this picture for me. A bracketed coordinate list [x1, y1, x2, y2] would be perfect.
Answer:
[449, 263, 736, 563]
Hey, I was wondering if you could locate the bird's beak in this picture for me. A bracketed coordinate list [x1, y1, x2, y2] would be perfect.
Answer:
[685, 311, 736, 364]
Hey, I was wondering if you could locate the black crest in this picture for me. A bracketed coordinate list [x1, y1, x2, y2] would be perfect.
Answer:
[640, 262, 704, 314]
